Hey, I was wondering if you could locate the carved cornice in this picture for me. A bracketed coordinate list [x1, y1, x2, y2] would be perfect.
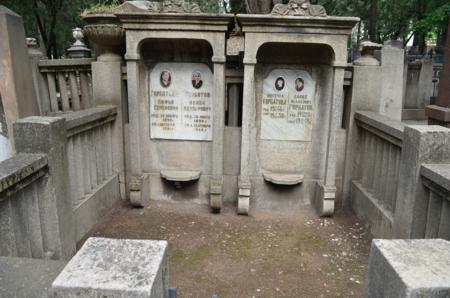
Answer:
[271, 0, 327, 17]
[115, 0, 201, 14]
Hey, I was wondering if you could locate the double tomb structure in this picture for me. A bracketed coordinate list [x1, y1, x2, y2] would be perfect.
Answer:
[99, 0, 359, 215]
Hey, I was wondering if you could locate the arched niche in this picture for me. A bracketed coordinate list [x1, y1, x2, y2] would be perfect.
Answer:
[256, 42, 335, 65]
[252, 42, 334, 177]
[140, 38, 214, 66]
[135, 37, 217, 191]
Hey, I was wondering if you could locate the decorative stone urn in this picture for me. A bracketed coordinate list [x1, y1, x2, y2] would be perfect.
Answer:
[354, 41, 382, 66]
[83, 14, 125, 62]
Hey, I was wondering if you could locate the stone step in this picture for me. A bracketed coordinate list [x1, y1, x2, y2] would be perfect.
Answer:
[0, 256, 66, 298]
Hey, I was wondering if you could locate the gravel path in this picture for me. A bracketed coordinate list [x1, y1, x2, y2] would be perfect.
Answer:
[81, 200, 372, 298]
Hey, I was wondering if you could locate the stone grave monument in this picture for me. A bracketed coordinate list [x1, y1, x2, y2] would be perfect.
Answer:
[236, 4, 358, 215]
[86, 0, 358, 215]
[113, 0, 230, 212]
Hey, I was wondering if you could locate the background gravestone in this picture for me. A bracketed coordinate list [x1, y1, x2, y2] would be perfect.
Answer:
[0, 5, 40, 160]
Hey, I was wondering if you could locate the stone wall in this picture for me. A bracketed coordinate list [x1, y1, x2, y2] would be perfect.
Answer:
[346, 111, 450, 238]
[0, 106, 123, 260]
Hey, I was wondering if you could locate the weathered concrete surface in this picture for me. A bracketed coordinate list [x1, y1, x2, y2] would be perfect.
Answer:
[0, 153, 47, 194]
[0, 256, 66, 298]
[342, 65, 382, 205]
[421, 164, 450, 192]
[14, 116, 76, 259]
[52, 237, 169, 297]
[0, 5, 39, 153]
[366, 239, 450, 298]
[380, 43, 404, 120]
[393, 125, 450, 238]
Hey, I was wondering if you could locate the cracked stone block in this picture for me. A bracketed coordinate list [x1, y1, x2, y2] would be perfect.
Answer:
[51, 237, 168, 298]
[366, 239, 450, 298]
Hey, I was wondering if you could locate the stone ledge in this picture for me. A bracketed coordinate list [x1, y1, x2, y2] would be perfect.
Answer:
[366, 239, 450, 297]
[62, 105, 117, 137]
[355, 111, 405, 142]
[262, 172, 304, 185]
[160, 170, 201, 182]
[420, 164, 450, 192]
[0, 153, 48, 195]
[38, 58, 93, 72]
[425, 105, 450, 122]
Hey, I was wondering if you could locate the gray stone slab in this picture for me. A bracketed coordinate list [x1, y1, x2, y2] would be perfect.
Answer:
[355, 111, 405, 141]
[160, 170, 201, 182]
[366, 239, 450, 298]
[0, 256, 66, 298]
[262, 172, 304, 185]
[0, 153, 47, 194]
[51, 237, 168, 298]
[421, 164, 450, 192]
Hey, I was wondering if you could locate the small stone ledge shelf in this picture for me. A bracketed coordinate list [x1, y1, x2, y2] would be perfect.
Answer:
[263, 172, 304, 186]
[355, 111, 405, 146]
[420, 164, 450, 194]
[38, 58, 93, 72]
[0, 153, 48, 198]
[62, 105, 117, 138]
[160, 170, 201, 182]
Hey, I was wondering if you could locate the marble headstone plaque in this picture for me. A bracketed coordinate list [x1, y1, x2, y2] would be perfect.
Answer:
[260, 69, 315, 141]
[149, 62, 213, 141]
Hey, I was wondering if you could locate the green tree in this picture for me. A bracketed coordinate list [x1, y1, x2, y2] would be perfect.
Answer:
[0, 0, 124, 58]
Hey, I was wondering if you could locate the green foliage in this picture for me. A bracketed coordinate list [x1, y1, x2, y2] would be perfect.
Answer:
[0, 0, 447, 57]
[320, 0, 449, 47]
[414, 2, 450, 35]
[192, 0, 219, 13]
[81, 1, 120, 16]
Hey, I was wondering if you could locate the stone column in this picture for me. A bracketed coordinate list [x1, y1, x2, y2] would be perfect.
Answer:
[13, 116, 76, 260]
[342, 42, 382, 206]
[393, 125, 450, 238]
[92, 59, 126, 199]
[126, 57, 149, 207]
[315, 64, 345, 216]
[426, 21, 450, 128]
[380, 41, 405, 120]
[27, 38, 50, 115]
[238, 59, 256, 215]
[210, 56, 226, 212]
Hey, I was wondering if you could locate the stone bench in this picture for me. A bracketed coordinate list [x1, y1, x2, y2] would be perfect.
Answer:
[51, 237, 168, 297]
[366, 239, 450, 297]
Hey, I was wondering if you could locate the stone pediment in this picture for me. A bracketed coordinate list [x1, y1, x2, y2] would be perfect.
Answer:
[115, 0, 202, 14]
[271, 0, 327, 17]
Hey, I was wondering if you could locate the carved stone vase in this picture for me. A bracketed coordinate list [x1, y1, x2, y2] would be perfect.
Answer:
[83, 14, 125, 62]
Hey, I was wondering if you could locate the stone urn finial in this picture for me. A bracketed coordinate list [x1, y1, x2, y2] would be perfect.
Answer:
[67, 27, 91, 58]
[354, 41, 382, 66]
[83, 14, 125, 62]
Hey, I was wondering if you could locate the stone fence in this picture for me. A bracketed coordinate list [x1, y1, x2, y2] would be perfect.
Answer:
[36, 58, 94, 114]
[0, 106, 123, 260]
[347, 110, 450, 239]
[402, 60, 442, 120]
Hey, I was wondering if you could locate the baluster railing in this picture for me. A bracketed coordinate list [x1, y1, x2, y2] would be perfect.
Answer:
[38, 59, 93, 113]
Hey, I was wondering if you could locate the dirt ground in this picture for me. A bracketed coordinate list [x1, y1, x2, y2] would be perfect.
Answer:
[81, 200, 373, 298]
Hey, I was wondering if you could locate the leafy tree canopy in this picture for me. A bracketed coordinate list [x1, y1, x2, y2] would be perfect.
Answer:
[0, 0, 447, 57]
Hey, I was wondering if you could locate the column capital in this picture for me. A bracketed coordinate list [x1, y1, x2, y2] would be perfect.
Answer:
[333, 62, 348, 69]
[211, 56, 226, 63]
[124, 53, 141, 61]
[243, 58, 257, 65]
